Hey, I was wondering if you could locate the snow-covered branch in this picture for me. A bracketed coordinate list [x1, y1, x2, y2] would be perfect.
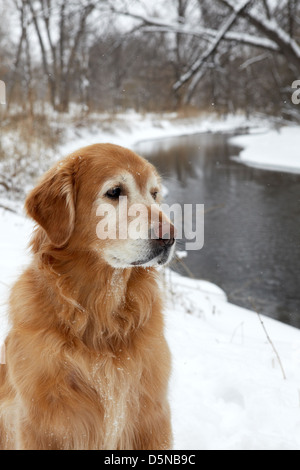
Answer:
[113, 8, 280, 52]
[141, 25, 279, 52]
[219, 0, 300, 70]
[173, 0, 253, 92]
[239, 52, 270, 70]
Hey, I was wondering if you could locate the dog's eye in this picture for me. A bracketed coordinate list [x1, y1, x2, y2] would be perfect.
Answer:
[152, 191, 158, 201]
[106, 187, 122, 199]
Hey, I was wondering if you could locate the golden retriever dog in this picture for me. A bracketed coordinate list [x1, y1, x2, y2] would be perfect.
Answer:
[0, 144, 176, 450]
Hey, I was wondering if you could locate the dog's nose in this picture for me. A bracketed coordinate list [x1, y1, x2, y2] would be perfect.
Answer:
[153, 222, 176, 247]
[157, 236, 176, 248]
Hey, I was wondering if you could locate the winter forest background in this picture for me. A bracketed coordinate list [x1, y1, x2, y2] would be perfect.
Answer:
[1, 0, 300, 116]
[0, 0, 300, 200]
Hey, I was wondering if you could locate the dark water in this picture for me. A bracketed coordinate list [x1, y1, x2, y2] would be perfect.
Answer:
[135, 133, 300, 328]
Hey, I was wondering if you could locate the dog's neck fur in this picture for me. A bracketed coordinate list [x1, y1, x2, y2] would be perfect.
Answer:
[34, 242, 161, 351]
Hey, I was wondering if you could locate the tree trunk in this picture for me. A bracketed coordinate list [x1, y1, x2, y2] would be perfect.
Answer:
[6, 1, 27, 111]
[26, 0, 57, 108]
[56, 3, 95, 112]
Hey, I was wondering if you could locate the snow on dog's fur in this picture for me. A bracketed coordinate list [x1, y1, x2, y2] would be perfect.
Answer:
[0, 144, 175, 450]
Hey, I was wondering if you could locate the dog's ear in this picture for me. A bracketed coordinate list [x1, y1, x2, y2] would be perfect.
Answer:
[25, 162, 76, 247]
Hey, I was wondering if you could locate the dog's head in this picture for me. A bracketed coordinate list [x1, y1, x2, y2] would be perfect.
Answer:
[26, 144, 176, 269]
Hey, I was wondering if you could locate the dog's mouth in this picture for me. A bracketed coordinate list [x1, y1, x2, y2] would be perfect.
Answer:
[107, 241, 176, 269]
[131, 245, 175, 267]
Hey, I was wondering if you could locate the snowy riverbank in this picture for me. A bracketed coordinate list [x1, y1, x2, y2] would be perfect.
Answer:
[231, 126, 300, 174]
[1, 209, 300, 450]
[60, 111, 300, 177]
[2, 110, 297, 214]
[58, 110, 263, 158]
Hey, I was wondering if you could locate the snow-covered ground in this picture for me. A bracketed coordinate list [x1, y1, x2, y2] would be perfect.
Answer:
[1, 209, 300, 450]
[231, 126, 300, 174]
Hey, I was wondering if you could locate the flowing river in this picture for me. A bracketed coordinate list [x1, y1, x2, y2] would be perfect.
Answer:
[135, 132, 300, 328]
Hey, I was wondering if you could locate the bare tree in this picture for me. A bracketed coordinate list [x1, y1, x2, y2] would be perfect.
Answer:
[2, 0, 300, 119]
[171, 0, 190, 106]
[112, 0, 300, 107]
[173, 0, 252, 98]
[25, 0, 97, 111]
[6, 0, 28, 111]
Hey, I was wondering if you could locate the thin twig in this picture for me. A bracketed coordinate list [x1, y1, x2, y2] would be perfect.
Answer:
[204, 204, 225, 215]
[249, 297, 287, 381]
[174, 256, 196, 279]
[0, 204, 17, 214]
[0, 181, 10, 191]
[230, 322, 244, 344]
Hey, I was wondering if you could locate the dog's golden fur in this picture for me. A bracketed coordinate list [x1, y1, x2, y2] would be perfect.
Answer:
[0, 144, 173, 450]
